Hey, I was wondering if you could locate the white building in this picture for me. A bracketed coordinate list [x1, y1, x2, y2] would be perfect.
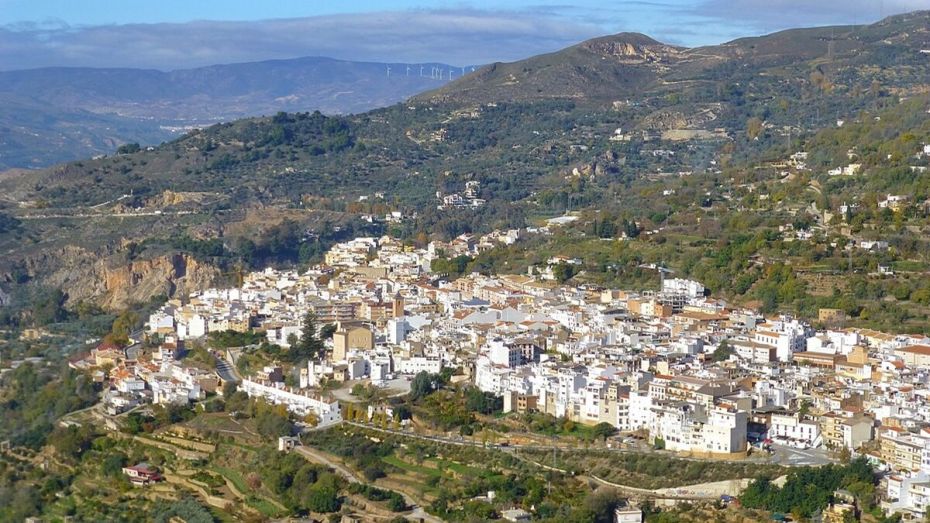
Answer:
[770, 412, 822, 448]
[240, 378, 342, 425]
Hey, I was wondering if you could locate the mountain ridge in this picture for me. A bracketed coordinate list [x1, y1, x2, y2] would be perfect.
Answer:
[414, 11, 930, 106]
[0, 55, 462, 170]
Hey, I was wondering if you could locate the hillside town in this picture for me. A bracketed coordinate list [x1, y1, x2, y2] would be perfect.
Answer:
[70, 230, 930, 519]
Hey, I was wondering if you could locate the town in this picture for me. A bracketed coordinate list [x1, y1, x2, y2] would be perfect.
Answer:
[62, 227, 930, 520]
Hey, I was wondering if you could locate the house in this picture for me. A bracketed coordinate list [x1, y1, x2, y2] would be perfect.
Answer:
[278, 436, 301, 452]
[615, 506, 644, 523]
[897, 345, 930, 369]
[501, 508, 532, 522]
[122, 463, 163, 486]
[332, 325, 375, 361]
[770, 411, 822, 448]
[879, 194, 910, 212]
[819, 413, 874, 451]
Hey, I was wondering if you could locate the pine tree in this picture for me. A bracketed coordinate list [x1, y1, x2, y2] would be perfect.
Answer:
[291, 311, 324, 362]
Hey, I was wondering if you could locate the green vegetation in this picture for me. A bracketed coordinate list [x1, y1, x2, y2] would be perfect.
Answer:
[257, 449, 344, 514]
[519, 448, 787, 490]
[740, 457, 874, 518]
[151, 497, 215, 523]
[347, 483, 408, 512]
[0, 211, 21, 234]
[207, 329, 266, 348]
[0, 362, 98, 448]
[306, 425, 599, 522]
[286, 311, 325, 363]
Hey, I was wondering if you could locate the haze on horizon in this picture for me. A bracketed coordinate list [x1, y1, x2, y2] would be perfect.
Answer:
[0, 0, 925, 71]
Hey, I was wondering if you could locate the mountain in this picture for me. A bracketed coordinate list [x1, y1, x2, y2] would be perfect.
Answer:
[0, 56, 460, 170]
[416, 11, 930, 106]
[413, 33, 681, 105]
[2, 12, 930, 315]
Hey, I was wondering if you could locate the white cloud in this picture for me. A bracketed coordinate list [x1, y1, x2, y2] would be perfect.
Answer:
[0, 10, 602, 71]
[691, 0, 925, 31]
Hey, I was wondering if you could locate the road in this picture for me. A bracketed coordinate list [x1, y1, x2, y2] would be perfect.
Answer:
[769, 443, 833, 466]
[330, 377, 412, 402]
[214, 353, 240, 384]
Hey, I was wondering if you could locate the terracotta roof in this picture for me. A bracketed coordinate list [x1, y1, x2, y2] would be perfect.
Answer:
[898, 345, 930, 355]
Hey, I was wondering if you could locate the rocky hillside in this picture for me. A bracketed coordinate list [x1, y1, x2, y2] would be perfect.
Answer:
[22, 249, 219, 310]
[414, 33, 681, 104]
[416, 11, 930, 106]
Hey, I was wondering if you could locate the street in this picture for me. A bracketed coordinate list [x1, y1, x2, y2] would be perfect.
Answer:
[768, 443, 834, 466]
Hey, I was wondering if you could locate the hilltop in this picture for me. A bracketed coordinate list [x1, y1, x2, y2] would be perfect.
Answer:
[417, 11, 930, 107]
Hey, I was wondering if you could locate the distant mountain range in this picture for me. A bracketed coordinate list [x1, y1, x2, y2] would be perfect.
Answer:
[0, 56, 463, 170]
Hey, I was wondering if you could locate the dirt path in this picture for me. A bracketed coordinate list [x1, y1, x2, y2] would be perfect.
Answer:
[293, 446, 443, 523]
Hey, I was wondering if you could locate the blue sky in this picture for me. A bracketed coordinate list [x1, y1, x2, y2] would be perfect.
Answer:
[0, 0, 924, 70]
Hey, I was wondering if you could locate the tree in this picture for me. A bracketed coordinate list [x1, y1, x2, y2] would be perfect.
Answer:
[256, 408, 294, 439]
[712, 340, 733, 362]
[101, 452, 128, 476]
[111, 310, 139, 345]
[117, 142, 141, 154]
[592, 422, 618, 441]
[306, 486, 340, 513]
[583, 489, 626, 523]
[0, 211, 22, 235]
[48, 425, 95, 460]
[290, 311, 324, 362]
[409, 371, 441, 401]
[246, 472, 262, 491]
[552, 262, 577, 283]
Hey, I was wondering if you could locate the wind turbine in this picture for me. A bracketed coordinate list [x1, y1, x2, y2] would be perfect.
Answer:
[386, 65, 391, 78]
[406, 65, 411, 77]
[420, 65, 424, 77]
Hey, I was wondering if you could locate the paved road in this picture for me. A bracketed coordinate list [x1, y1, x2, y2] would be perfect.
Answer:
[769, 443, 833, 466]
[214, 350, 242, 383]
[214, 355, 240, 384]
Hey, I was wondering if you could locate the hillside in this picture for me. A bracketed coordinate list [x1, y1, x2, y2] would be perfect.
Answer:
[413, 33, 681, 105]
[0, 56, 458, 169]
[416, 11, 930, 108]
[1, 12, 930, 324]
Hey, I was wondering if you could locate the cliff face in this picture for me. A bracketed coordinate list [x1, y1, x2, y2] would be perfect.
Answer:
[97, 254, 219, 310]
[8, 246, 219, 310]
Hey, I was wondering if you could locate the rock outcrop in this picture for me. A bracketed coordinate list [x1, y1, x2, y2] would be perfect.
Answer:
[6, 246, 219, 310]
[96, 253, 218, 310]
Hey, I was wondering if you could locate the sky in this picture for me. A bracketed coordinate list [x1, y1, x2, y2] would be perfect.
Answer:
[0, 0, 925, 71]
